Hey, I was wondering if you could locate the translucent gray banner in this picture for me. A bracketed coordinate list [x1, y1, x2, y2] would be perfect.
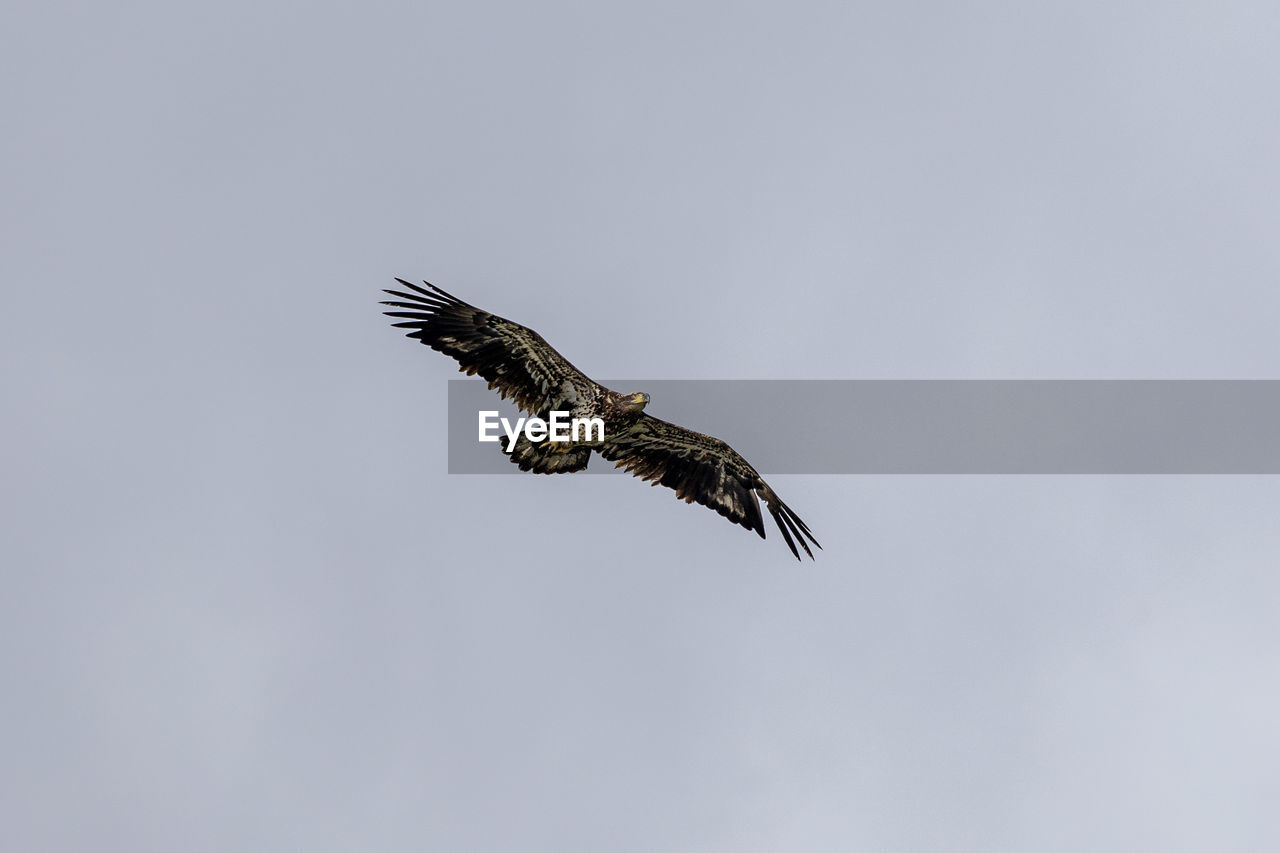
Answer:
[447, 380, 1280, 474]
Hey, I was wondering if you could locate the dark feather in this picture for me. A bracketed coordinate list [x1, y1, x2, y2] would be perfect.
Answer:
[500, 433, 594, 474]
[381, 280, 595, 415]
[600, 415, 821, 560]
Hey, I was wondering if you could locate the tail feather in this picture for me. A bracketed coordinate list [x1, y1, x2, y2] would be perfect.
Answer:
[500, 434, 593, 474]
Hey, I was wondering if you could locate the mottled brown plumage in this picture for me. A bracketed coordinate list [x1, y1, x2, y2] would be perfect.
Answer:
[382, 279, 821, 559]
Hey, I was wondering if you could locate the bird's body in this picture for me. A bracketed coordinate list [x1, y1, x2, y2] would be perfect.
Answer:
[382, 279, 821, 559]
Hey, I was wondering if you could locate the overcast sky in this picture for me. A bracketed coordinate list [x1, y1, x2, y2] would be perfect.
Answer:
[3, 1, 1279, 850]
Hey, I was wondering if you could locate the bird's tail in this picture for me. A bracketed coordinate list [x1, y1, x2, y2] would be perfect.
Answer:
[500, 434, 593, 474]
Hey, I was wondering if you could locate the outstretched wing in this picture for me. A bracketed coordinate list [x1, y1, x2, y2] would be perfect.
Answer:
[381, 280, 598, 414]
[599, 415, 822, 560]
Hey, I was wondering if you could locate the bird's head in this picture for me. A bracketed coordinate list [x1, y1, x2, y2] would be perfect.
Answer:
[620, 391, 650, 413]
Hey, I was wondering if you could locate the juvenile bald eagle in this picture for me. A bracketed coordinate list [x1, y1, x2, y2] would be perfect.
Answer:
[382, 280, 821, 560]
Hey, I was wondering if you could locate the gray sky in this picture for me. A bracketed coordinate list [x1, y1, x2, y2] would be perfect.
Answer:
[3, 1, 1279, 850]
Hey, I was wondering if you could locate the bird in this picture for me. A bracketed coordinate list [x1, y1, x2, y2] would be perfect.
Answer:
[381, 279, 821, 560]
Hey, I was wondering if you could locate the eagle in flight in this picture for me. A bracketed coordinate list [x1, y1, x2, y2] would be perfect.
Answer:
[382, 280, 821, 560]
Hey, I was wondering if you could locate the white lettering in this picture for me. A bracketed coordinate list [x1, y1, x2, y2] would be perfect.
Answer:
[549, 411, 571, 441]
[478, 411, 501, 443]
[501, 416, 525, 452]
[525, 416, 548, 443]
[572, 417, 605, 442]
[479, 410, 607, 450]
